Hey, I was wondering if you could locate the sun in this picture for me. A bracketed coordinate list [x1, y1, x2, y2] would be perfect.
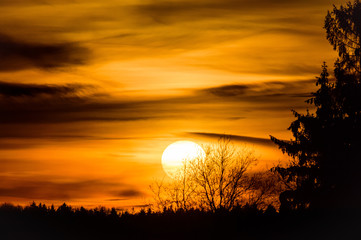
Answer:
[161, 141, 205, 178]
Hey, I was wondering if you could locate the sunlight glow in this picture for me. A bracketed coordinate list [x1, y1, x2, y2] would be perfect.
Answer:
[161, 141, 205, 178]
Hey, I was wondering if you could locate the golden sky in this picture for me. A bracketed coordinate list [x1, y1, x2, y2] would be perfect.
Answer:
[0, 0, 344, 209]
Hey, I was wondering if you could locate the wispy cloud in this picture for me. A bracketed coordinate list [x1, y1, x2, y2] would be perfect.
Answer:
[0, 80, 315, 125]
[186, 132, 275, 147]
[201, 80, 314, 100]
[0, 33, 89, 71]
[135, 0, 336, 21]
[0, 175, 142, 200]
[0, 79, 316, 125]
[0, 81, 88, 97]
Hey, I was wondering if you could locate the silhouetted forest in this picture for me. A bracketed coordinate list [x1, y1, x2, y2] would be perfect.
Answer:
[0, 202, 359, 240]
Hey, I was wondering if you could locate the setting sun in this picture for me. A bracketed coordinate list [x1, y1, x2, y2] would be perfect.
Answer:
[161, 141, 205, 178]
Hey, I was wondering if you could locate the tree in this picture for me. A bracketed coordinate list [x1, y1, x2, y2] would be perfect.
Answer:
[245, 170, 284, 210]
[325, 0, 361, 74]
[190, 137, 257, 211]
[271, 0, 361, 212]
[150, 163, 197, 211]
[150, 137, 279, 212]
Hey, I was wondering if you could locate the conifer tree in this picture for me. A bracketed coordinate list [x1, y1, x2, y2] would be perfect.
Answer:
[271, 0, 361, 211]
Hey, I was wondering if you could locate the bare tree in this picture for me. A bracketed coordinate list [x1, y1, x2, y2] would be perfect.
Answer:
[150, 137, 276, 212]
[150, 162, 197, 211]
[190, 137, 257, 211]
[244, 170, 284, 210]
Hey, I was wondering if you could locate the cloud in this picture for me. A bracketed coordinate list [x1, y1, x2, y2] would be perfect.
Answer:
[0, 81, 87, 97]
[134, 0, 339, 24]
[136, 0, 314, 15]
[0, 81, 155, 126]
[0, 135, 141, 150]
[113, 189, 143, 197]
[206, 84, 249, 97]
[106, 198, 127, 202]
[0, 79, 315, 128]
[202, 80, 314, 99]
[0, 0, 339, 74]
[0, 33, 89, 71]
[0, 175, 142, 200]
[187, 132, 275, 147]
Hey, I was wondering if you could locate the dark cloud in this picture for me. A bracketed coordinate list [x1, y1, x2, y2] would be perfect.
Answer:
[0, 175, 142, 200]
[130, 204, 151, 208]
[187, 132, 275, 147]
[202, 80, 315, 101]
[0, 0, 339, 71]
[0, 81, 87, 97]
[106, 198, 127, 202]
[0, 33, 89, 71]
[114, 189, 143, 197]
[207, 85, 249, 97]
[0, 178, 106, 200]
[0, 80, 316, 128]
[198, 61, 326, 77]
[0, 135, 136, 140]
[0, 135, 140, 150]
[0, 103, 154, 124]
[0, 82, 169, 125]
[135, 0, 340, 23]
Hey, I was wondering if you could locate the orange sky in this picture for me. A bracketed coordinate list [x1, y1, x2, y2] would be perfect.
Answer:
[0, 0, 344, 209]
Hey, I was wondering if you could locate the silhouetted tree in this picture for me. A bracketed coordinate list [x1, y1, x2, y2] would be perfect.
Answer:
[150, 160, 201, 211]
[325, 0, 361, 74]
[271, 0, 361, 212]
[245, 171, 283, 210]
[191, 137, 257, 211]
[149, 137, 279, 212]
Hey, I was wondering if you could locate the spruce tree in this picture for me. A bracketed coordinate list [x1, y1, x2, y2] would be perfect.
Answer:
[271, 0, 361, 212]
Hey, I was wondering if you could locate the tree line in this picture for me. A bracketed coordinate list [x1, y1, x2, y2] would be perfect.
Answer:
[0, 201, 350, 240]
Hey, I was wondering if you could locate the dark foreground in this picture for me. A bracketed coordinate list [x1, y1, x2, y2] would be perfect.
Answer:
[0, 203, 359, 240]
